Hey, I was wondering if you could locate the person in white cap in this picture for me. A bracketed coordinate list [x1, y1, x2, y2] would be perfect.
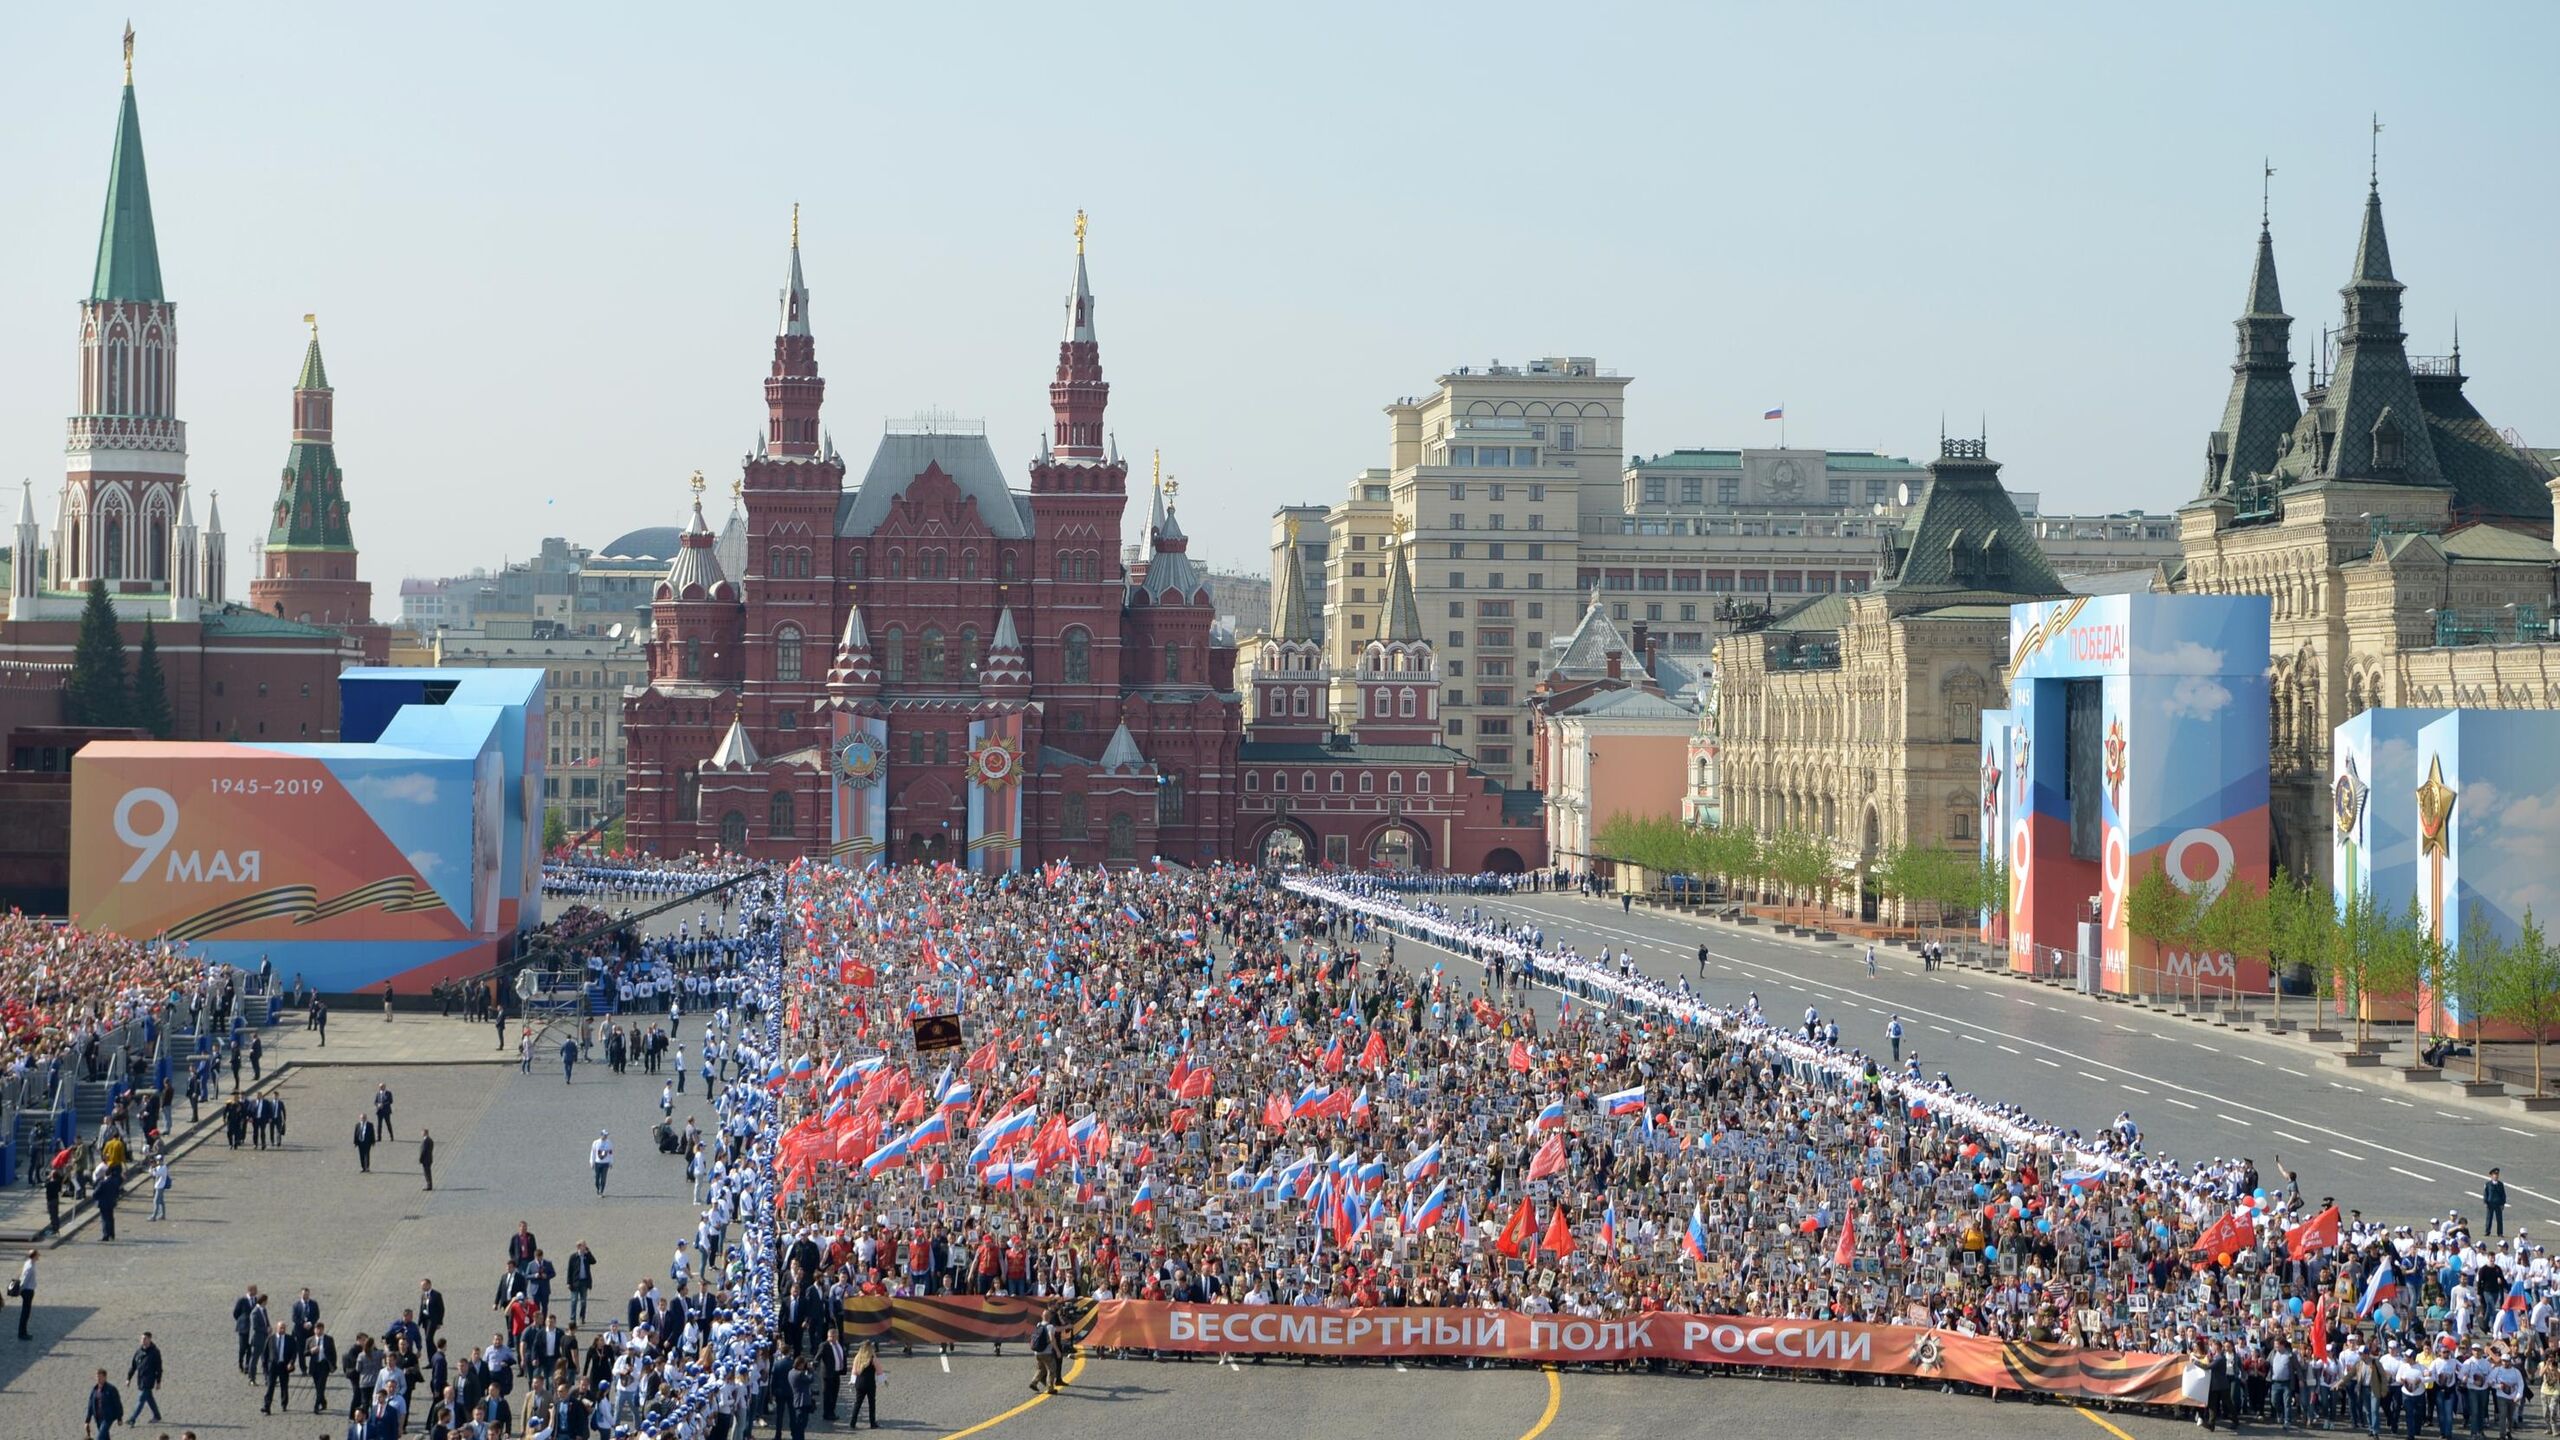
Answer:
[590, 1130, 614, 1196]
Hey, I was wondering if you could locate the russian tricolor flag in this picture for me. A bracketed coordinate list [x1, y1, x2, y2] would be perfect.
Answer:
[2356, 1263, 2399, 1319]
[1534, 1100, 1567, 1130]
[860, 1137, 910, 1178]
[907, 1112, 950, 1148]
[1763, 406, 1785, 420]
[937, 1080, 974, 1114]
[1409, 1182, 1448, 1233]
[1600, 1086, 1645, 1117]
[1291, 1083, 1331, 1119]
[1131, 1176, 1156, 1216]
[969, 1107, 1038, 1164]
[1683, 1201, 1711, 1261]
[1403, 1144, 1443, 1184]
[1600, 1201, 1619, 1249]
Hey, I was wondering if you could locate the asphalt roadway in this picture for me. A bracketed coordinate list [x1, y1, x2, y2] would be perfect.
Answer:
[1385, 887, 2555, 1230]
[816, 1350, 2200, 1440]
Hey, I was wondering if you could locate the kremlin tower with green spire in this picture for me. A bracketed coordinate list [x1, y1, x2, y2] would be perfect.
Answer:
[246, 319, 386, 659]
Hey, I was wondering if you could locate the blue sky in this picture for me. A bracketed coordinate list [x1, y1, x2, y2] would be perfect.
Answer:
[2, 3, 2553, 590]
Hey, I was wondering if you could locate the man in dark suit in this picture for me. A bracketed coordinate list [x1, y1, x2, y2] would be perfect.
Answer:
[305, 1320, 339, 1413]
[819, 1332, 848, 1422]
[84, 1367, 124, 1440]
[564, 1244, 595, 1326]
[418, 1278, 446, 1354]
[352, 1115, 376, 1172]
[290, 1287, 321, 1344]
[419, 1129, 436, 1191]
[247, 1292, 275, 1381]
[234, 1284, 262, 1372]
[508, 1223, 538, 1269]
[262, 1320, 299, 1413]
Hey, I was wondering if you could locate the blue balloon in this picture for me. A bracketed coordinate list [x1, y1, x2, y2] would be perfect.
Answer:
[1983, 1245, 1998, 1262]
[2036, 1217, 2052, 1233]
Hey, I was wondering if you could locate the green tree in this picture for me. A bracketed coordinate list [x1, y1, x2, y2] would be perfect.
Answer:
[2335, 885, 2389, 1046]
[601, 815, 628, 855]
[543, 806, 569, 851]
[2449, 910, 2507, 1084]
[2194, 882, 2273, 1007]
[64, 577, 129, 728]
[1975, 854, 2011, 940]
[129, 615, 174, 738]
[2268, 874, 2337, 1031]
[2486, 909, 2560, 1095]
[2123, 861, 2202, 998]
[2365, 900, 2430, 1059]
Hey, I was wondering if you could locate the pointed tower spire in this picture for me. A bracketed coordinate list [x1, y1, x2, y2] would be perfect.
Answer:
[1378, 529, 1424, 642]
[1270, 515, 1316, 643]
[200, 488, 225, 605]
[1045, 211, 1110, 462]
[1064, 209, 1096, 344]
[93, 25, 163, 304]
[248, 317, 372, 628]
[2202, 185, 2301, 498]
[2319, 139, 2439, 488]
[762, 207, 824, 459]
[9, 482, 38, 612]
[292, 314, 333, 442]
[780, 202, 811, 337]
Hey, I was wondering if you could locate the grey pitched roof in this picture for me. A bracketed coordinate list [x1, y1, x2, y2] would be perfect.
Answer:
[661, 499, 733, 598]
[1137, 512, 1206, 603]
[1880, 443, 2066, 598]
[2415, 373, 2554, 523]
[2312, 186, 2443, 489]
[1545, 592, 1636, 680]
[1098, 721, 1147, 771]
[715, 499, 748, 581]
[1762, 592, 1853, 634]
[707, 713, 761, 769]
[1563, 687, 1695, 721]
[1378, 541, 1423, 642]
[2205, 224, 2302, 499]
[1270, 525, 1316, 642]
[837, 430, 1032, 540]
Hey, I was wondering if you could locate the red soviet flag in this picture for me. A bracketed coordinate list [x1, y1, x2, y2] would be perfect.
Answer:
[1832, 1208, 1858, 1269]
[1175, 1067, 1216, 1100]
[1493, 1196, 1538, 1258]
[1542, 1205, 1576, 1257]
[2285, 1204, 2340, 1260]
[1358, 1031, 1388, 1073]
[1262, 1093, 1289, 1131]
[1507, 1040, 1532, 1073]
[1526, 1133, 1568, 1183]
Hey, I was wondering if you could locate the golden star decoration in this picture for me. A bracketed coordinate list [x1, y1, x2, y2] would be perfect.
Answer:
[2415, 755, 2457, 858]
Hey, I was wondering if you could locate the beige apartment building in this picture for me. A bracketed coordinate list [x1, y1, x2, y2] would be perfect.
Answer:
[431, 618, 648, 834]
[1261, 358, 2178, 786]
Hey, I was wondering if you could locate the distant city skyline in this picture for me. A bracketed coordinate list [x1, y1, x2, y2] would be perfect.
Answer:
[1, 4, 2552, 592]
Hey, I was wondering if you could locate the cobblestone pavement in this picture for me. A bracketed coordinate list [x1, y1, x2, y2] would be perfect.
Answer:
[0, 1027, 748, 1432]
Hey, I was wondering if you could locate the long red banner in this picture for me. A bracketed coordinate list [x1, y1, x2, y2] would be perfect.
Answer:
[837, 1298, 2190, 1406]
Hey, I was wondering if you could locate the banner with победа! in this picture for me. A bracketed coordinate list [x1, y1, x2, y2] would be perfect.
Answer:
[836, 1297, 2192, 1406]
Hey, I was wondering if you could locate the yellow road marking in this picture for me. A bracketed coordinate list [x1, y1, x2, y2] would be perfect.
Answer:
[2074, 1404, 2138, 1440]
[1518, 1364, 1562, 1440]
[941, 1351, 1087, 1440]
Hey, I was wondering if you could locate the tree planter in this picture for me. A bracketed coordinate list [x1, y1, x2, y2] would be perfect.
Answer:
[2513, 1095, 2560, 1113]
[2304, 1028, 2345, 1044]
[2262, 1020, 2294, 1035]
[2341, 1052, 2385, 1068]
[2460, 1080, 2507, 1099]
[2397, 1065, 2443, 1083]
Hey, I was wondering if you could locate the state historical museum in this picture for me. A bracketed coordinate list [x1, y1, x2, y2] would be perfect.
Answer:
[623, 218, 1243, 868]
